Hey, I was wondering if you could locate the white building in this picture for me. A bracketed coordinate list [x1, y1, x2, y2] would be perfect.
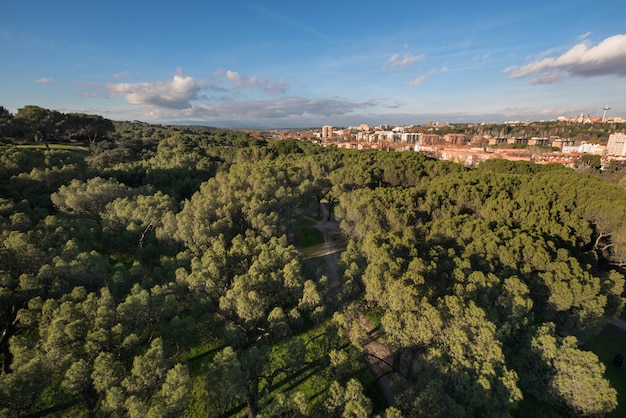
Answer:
[607, 133, 626, 156]
[562, 142, 604, 155]
[373, 130, 396, 141]
[401, 133, 420, 143]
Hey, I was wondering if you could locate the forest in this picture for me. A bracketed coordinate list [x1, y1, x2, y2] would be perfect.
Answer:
[1, 105, 626, 417]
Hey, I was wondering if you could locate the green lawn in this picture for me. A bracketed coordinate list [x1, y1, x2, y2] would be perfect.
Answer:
[294, 218, 324, 250]
[17, 143, 90, 154]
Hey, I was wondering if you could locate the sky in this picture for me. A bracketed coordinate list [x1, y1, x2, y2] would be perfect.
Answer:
[2, 0, 626, 128]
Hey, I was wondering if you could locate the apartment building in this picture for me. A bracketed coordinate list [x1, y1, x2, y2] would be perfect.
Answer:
[444, 133, 468, 145]
[607, 133, 626, 156]
[321, 125, 333, 141]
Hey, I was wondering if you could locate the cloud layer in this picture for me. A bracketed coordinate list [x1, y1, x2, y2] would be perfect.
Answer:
[106, 70, 289, 110]
[190, 96, 376, 120]
[224, 70, 287, 95]
[102, 70, 376, 126]
[506, 34, 626, 84]
[107, 74, 204, 109]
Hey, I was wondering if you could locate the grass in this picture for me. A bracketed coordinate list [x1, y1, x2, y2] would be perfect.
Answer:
[17, 143, 91, 155]
[364, 308, 384, 328]
[178, 322, 377, 417]
[332, 233, 348, 246]
[293, 218, 324, 249]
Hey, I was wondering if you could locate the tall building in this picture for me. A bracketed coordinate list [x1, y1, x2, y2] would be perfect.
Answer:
[322, 125, 333, 140]
[607, 133, 626, 156]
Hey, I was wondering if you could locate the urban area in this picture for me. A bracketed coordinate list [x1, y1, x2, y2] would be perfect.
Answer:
[268, 112, 626, 169]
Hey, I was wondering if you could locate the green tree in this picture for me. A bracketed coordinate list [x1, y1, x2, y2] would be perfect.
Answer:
[103, 338, 191, 417]
[178, 233, 322, 417]
[0, 106, 14, 139]
[323, 379, 372, 418]
[13, 105, 63, 148]
[521, 323, 617, 416]
[0, 355, 49, 416]
[164, 160, 309, 253]
[0, 106, 11, 118]
[384, 296, 522, 417]
[203, 346, 247, 415]
[579, 154, 601, 170]
[101, 191, 177, 248]
[64, 113, 115, 146]
[51, 177, 134, 225]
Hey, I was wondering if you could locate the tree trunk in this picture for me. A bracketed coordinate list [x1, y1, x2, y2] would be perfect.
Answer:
[84, 384, 99, 417]
[327, 198, 337, 222]
[246, 378, 259, 418]
[316, 194, 323, 218]
[139, 221, 156, 248]
[0, 331, 14, 374]
[0, 307, 19, 374]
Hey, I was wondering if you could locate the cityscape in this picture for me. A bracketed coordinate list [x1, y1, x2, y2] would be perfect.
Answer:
[263, 113, 626, 168]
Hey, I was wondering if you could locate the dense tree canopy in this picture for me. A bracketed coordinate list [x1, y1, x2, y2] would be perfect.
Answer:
[1, 113, 625, 417]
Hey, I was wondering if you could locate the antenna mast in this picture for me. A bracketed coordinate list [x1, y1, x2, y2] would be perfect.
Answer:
[602, 106, 611, 123]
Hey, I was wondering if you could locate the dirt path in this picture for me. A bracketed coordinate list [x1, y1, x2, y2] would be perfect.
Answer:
[610, 318, 626, 331]
[299, 202, 343, 299]
[307, 202, 397, 408]
[359, 317, 398, 408]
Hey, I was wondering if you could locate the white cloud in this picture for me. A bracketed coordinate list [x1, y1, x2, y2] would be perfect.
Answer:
[226, 70, 255, 87]
[35, 77, 56, 85]
[106, 74, 206, 109]
[405, 67, 444, 87]
[224, 70, 287, 95]
[407, 76, 428, 87]
[113, 71, 130, 79]
[505, 34, 626, 84]
[383, 53, 424, 70]
[101, 70, 289, 112]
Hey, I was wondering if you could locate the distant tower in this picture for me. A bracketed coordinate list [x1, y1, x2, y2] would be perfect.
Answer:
[322, 125, 333, 141]
[602, 106, 611, 123]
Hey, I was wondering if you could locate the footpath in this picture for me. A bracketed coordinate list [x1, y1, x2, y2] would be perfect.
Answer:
[610, 318, 626, 331]
[309, 203, 397, 408]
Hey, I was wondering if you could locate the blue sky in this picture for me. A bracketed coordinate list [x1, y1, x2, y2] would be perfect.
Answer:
[2, 1, 626, 128]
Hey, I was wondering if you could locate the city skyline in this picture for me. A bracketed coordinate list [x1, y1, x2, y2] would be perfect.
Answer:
[2, 1, 626, 128]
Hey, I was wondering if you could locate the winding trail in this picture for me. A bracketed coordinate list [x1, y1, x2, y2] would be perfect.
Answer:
[305, 202, 397, 408]
[299, 202, 343, 298]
